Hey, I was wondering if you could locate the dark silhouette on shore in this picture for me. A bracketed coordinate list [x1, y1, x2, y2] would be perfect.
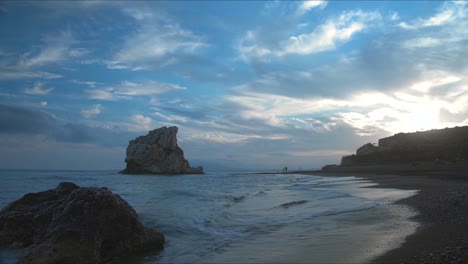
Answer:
[323, 126, 468, 173]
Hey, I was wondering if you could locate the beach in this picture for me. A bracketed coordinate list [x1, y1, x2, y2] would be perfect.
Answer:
[0, 170, 422, 264]
[299, 170, 468, 263]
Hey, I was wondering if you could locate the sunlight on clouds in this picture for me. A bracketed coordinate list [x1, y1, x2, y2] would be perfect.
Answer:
[409, 72, 461, 93]
[291, 117, 336, 132]
[227, 72, 468, 136]
[445, 86, 468, 114]
[228, 91, 346, 117]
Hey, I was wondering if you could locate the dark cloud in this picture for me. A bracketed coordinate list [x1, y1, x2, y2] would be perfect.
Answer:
[52, 123, 96, 143]
[0, 104, 56, 134]
[0, 104, 135, 147]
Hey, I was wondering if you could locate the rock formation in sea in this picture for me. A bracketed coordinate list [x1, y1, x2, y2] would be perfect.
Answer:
[0, 182, 165, 264]
[121, 126, 204, 174]
[323, 126, 468, 170]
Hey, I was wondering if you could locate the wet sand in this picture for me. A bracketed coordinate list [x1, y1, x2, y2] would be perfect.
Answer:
[297, 170, 468, 264]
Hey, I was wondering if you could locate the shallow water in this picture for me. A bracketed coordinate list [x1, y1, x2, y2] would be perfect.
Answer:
[0, 170, 418, 263]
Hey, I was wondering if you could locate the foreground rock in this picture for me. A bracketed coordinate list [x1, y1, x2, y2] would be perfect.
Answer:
[0, 182, 165, 264]
[122, 126, 204, 174]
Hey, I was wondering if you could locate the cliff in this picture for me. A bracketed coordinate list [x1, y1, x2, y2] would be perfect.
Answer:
[121, 126, 204, 174]
[327, 126, 468, 170]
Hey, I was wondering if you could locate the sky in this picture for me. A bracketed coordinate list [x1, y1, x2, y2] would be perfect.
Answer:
[1, 1, 468, 171]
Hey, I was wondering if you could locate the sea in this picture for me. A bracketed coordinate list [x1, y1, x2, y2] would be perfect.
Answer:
[0, 170, 419, 264]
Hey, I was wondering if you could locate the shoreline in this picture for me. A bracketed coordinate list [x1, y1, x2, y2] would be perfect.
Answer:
[297, 170, 468, 263]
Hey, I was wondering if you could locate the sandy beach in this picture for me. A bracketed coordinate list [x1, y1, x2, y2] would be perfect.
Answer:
[299, 170, 468, 263]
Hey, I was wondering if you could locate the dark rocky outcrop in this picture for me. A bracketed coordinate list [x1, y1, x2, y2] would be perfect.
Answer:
[356, 143, 378, 156]
[323, 126, 468, 171]
[0, 182, 165, 264]
[121, 126, 203, 174]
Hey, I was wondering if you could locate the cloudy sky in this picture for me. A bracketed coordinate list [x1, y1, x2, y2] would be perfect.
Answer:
[1, 1, 467, 171]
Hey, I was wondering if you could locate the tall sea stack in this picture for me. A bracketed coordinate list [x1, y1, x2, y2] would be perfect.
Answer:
[121, 126, 204, 174]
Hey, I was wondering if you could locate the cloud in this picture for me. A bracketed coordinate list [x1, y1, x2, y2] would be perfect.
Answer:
[86, 80, 185, 100]
[107, 7, 207, 70]
[112, 80, 186, 96]
[281, 10, 381, 55]
[52, 123, 96, 143]
[130, 114, 153, 131]
[399, 1, 466, 29]
[0, 104, 56, 135]
[67, 48, 89, 57]
[0, 29, 84, 81]
[17, 30, 77, 68]
[403, 37, 442, 49]
[72, 80, 100, 88]
[221, 70, 468, 137]
[296, 1, 327, 16]
[40, 101, 47, 106]
[238, 10, 381, 60]
[0, 104, 138, 148]
[85, 89, 125, 101]
[0, 70, 62, 80]
[186, 131, 289, 144]
[24, 82, 54, 95]
[389, 11, 400, 21]
[81, 104, 102, 118]
[398, 2, 467, 51]
[408, 70, 461, 93]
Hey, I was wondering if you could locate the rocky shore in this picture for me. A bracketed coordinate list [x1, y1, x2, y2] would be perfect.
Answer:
[0, 182, 165, 263]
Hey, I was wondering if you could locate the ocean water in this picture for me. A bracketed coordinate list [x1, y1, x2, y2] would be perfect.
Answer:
[0, 170, 418, 263]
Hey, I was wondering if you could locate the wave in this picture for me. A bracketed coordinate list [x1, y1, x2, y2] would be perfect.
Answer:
[316, 193, 352, 200]
[278, 200, 308, 209]
[285, 183, 319, 191]
[226, 195, 246, 203]
[164, 189, 202, 198]
[223, 195, 247, 207]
